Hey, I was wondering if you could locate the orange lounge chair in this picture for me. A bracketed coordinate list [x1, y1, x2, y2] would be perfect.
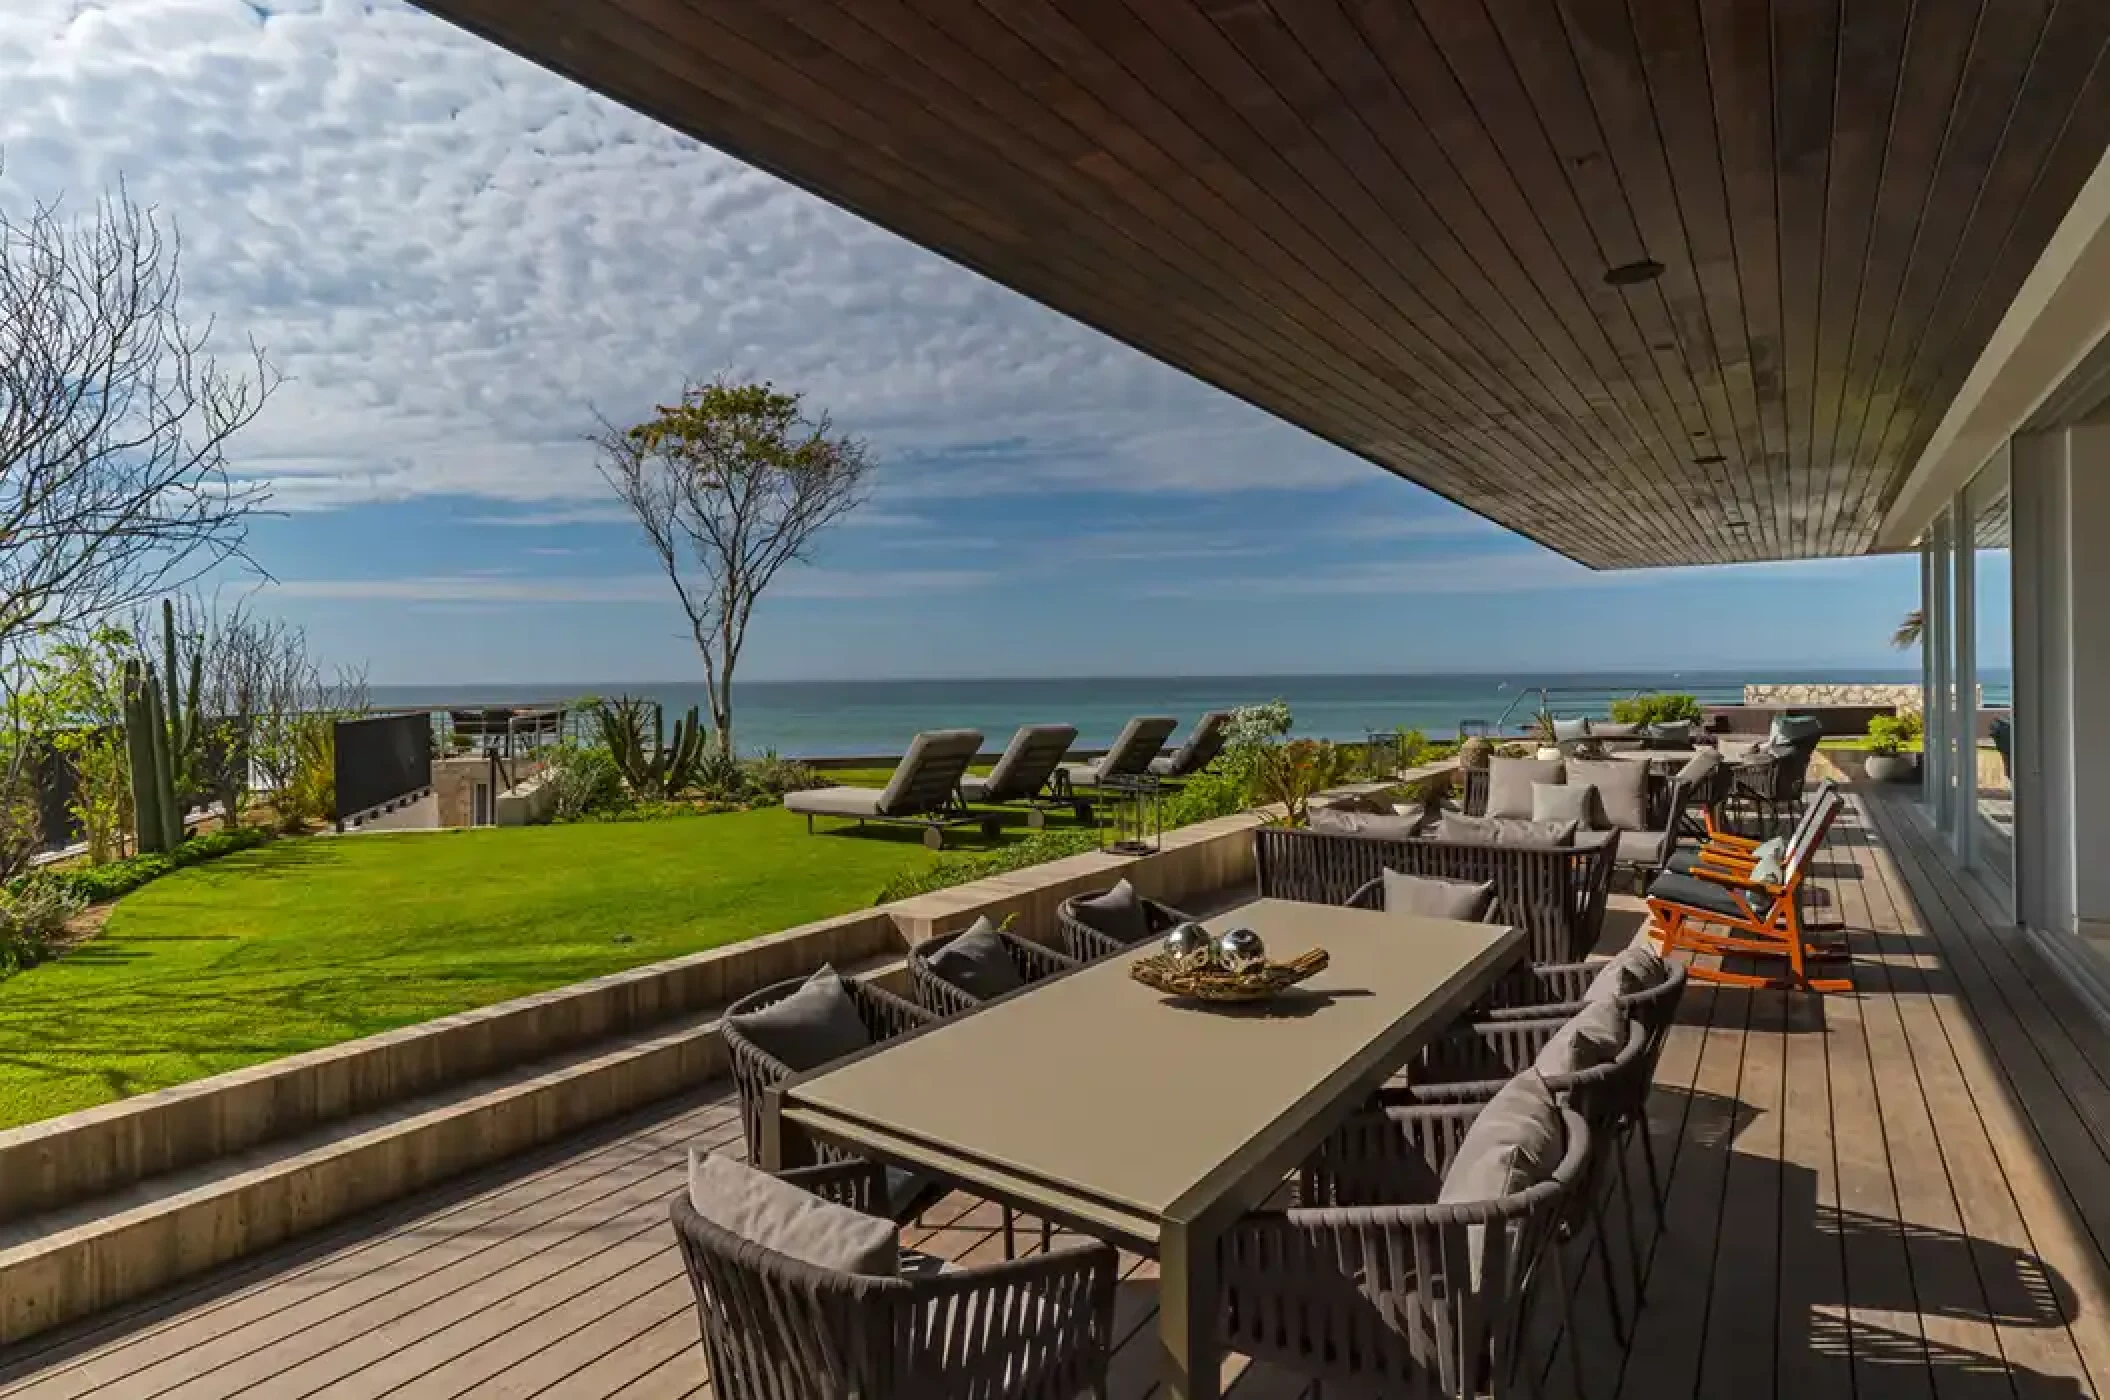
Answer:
[1643, 789, 1850, 994]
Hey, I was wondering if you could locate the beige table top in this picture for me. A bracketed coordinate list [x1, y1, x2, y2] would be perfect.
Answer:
[779, 899, 1523, 1245]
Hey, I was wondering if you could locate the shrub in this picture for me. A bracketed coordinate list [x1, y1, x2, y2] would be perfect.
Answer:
[873, 826, 1104, 904]
[15, 825, 269, 906]
[742, 750, 822, 805]
[0, 880, 88, 976]
[543, 742, 627, 821]
[691, 746, 748, 802]
[1865, 714, 1916, 757]
[1163, 769, 1250, 827]
[1609, 693, 1704, 727]
[1250, 738, 1357, 828]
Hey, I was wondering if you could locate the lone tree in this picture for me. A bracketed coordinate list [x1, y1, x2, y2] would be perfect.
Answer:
[0, 170, 276, 662]
[593, 376, 873, 756]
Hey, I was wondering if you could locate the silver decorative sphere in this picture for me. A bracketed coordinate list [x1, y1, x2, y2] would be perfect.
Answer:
[1215, 926, 1268, 974]
[1162, 922, 1216, 968]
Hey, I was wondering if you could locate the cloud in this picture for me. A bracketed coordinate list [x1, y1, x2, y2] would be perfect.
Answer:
[0, 0, 1384, 516]
[462, 504, 633, 528]
[268, 566, 992, 605]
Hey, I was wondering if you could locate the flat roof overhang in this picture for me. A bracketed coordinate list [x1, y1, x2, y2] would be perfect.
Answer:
[412, 0, 2110, 569]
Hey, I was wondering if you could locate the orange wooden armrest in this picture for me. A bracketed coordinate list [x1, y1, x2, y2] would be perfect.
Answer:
[1689, 866, 1778, 895]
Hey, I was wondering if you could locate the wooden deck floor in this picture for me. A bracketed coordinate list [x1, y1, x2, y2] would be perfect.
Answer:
[5, 782, 2110, 1398]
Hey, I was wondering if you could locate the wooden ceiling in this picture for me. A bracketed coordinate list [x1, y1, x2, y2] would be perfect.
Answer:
[414, 0, 2110, 568]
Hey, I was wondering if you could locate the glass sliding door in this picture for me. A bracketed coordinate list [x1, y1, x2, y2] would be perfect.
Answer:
[1969, 457, 2015, 911]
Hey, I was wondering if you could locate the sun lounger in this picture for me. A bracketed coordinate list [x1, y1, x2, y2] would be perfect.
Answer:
[1147, 710, 1232, 781]
[784, 729, 987, 848]
[1057, 715, 1177, 790]
[958, 724, 1085, 826]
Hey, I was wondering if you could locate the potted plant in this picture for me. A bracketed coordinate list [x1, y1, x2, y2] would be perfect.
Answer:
[1863, 714, 1920, 783]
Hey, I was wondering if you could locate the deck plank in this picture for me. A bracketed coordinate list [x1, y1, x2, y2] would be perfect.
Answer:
[10, 786, 2110, 1399]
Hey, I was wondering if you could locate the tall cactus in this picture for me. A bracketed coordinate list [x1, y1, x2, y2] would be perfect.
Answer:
[157, 599, 204, 799]
[595, 697, 706, 798]
[123, 658, 180, 854]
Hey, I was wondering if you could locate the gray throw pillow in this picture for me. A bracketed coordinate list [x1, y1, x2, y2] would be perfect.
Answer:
[1380, 869, 1497, 921]
[1552, 717, 1591, 744]
[725, 965, 872, 1072]
[925, 917, 1024, 1000]
[688, 1150, 899, 1277]
[1069, 878, 1150, 945]
[1438, 1071, 1563, 1209]
[1533, 999, 1630, 1078]
[1565, 758, 1650, 833]
[1769, 714, 1825, 746]
[1585, 942, 1670, 1002]
[1486, 756, 1563, 819]
[1593, 721, 1641, 740]
[1309, 804, 1424, 841]
[1532, 781, 1598, 830]
[1436, 813, 1575, 848]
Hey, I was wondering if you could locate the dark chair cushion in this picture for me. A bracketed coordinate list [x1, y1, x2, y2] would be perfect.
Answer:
[925, 917, 1025, 1000]
[725, 965, 873, 1071]
[1439, 1071, 1563, 1205]
[688, 1151, 899, 1277]
[1585, 942, 1670, 1001]
[1069, 878, 1151, 945]
[1647, 870, 1757, 920]
[1380, 869, 1497, 921]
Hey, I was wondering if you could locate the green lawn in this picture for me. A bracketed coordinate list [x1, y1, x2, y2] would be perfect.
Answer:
[0, 803, 1046, 1130]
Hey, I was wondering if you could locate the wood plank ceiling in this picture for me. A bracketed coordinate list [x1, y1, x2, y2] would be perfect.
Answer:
[413, 0, 2110, 568]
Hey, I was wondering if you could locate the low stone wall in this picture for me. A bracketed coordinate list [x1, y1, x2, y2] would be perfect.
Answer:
[1744, 682, 1926, 709]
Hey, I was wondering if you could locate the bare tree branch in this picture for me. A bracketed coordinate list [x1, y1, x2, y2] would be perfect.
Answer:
[1, 164, 278, 663]
[590, 375, 873, 754]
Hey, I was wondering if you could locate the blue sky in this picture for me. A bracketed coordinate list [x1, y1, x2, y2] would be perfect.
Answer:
[0, 0, 1965, 685]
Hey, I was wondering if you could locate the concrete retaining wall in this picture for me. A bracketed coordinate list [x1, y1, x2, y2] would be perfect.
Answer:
[495, 770, 557, 826]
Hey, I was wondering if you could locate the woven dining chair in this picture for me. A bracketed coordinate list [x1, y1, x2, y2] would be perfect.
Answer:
[672, 1159, 1119, 1400]
[721, 973, 941, 1223]
[1387, 1011, 1655, 1349]
[1055, 883, 1192, 961]
[1223, 1095, 1591, 1399]
[907, 925, 1077, 1018]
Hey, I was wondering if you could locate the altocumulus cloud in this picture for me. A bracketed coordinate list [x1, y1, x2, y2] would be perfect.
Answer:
[0, 0, 1374, 517]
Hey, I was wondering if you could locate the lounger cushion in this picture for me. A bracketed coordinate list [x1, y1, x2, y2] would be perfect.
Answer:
[725, 965, 872, 1072]
[1552, 717, 1592, 744]
[1647, 870, 1760, 920]
[1586, 942, 1671, 1002]
[1310, 805, 1425, 841]
[1594, 722, 1642, 739]
[878, 729, 984, 815]
[1057, 761, 1106, 787]
[783, 786, 888, 819]
[925, 917, 1024, 1000]
[1531, 781, 1598, 830]
[1069, 879, 1151, 946]
[688, 1151, 899, 1277]
[1534, 1000, 1629, 1078]
[1435, 813, 1578, 848]
[1565, 758, 1650, 832]
[1486, 757, 1564, 819]
[1381, 870, 1497, 922]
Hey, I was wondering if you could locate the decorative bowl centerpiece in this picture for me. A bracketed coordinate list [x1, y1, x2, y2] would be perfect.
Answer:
[1131, 922, 1330, 1003]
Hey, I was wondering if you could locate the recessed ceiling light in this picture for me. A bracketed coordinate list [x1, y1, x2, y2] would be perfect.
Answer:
[1694, 453, 1727, 466]
[1603, 259, 1664, 287]
[1725, 520, 1750, 531]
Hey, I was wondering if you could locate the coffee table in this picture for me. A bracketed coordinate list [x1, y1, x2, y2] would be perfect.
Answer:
[763, 897, 1525, 1399]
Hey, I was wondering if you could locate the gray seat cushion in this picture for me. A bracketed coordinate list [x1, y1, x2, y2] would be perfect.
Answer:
[1565, 758, 1649, 832]
[1381, 869, 1496, 921]
[1594, 721, 1642, 740]
[1585, 942, 1671, 1002]
[1069, 878, 1151, 945]
[1532, 781, 1597, 829]
[1486, 757, 1564, 819]
[1609, 829, 1669, 868]
[1552, 717, 1592, 744]
[688, 1151, 899, 1277]
[1435, 813, 1577, 848]
[783, 786, 888, 819]
[1311, 805, 1426, 841]
[1646, 870, 1757, 920]
[925, 916, 1025, 1000]
[725, 965, 872, 1071]
[1533, 999, 1629, 1078]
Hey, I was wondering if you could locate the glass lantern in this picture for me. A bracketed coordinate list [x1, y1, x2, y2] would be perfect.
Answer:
[1099, 773, 1164, 856]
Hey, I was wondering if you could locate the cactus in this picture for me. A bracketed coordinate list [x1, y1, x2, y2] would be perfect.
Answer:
[157, 598, 204, 799]
[122, 658, 180, 853]
[595, 697, 707, 798]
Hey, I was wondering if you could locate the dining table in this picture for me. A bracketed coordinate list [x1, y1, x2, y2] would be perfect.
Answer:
[761, 896, 1526, 1400]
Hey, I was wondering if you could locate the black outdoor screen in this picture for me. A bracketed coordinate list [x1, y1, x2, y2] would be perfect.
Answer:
[334, 712, 432, 821]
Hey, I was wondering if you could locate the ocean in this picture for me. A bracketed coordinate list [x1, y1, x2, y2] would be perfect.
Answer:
[369, 669, 2000, 758]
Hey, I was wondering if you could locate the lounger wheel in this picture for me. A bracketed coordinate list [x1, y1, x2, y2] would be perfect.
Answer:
[1027, 808, 1047, 830]
[980, 817, 1002, 838]
[923, 827, 945, 851]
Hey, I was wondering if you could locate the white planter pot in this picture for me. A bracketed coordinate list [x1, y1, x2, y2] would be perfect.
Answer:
[1864, 752, 1919, 783]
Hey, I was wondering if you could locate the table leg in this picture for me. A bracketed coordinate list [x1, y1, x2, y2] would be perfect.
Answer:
[1157, 1220, 1221, 1400]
